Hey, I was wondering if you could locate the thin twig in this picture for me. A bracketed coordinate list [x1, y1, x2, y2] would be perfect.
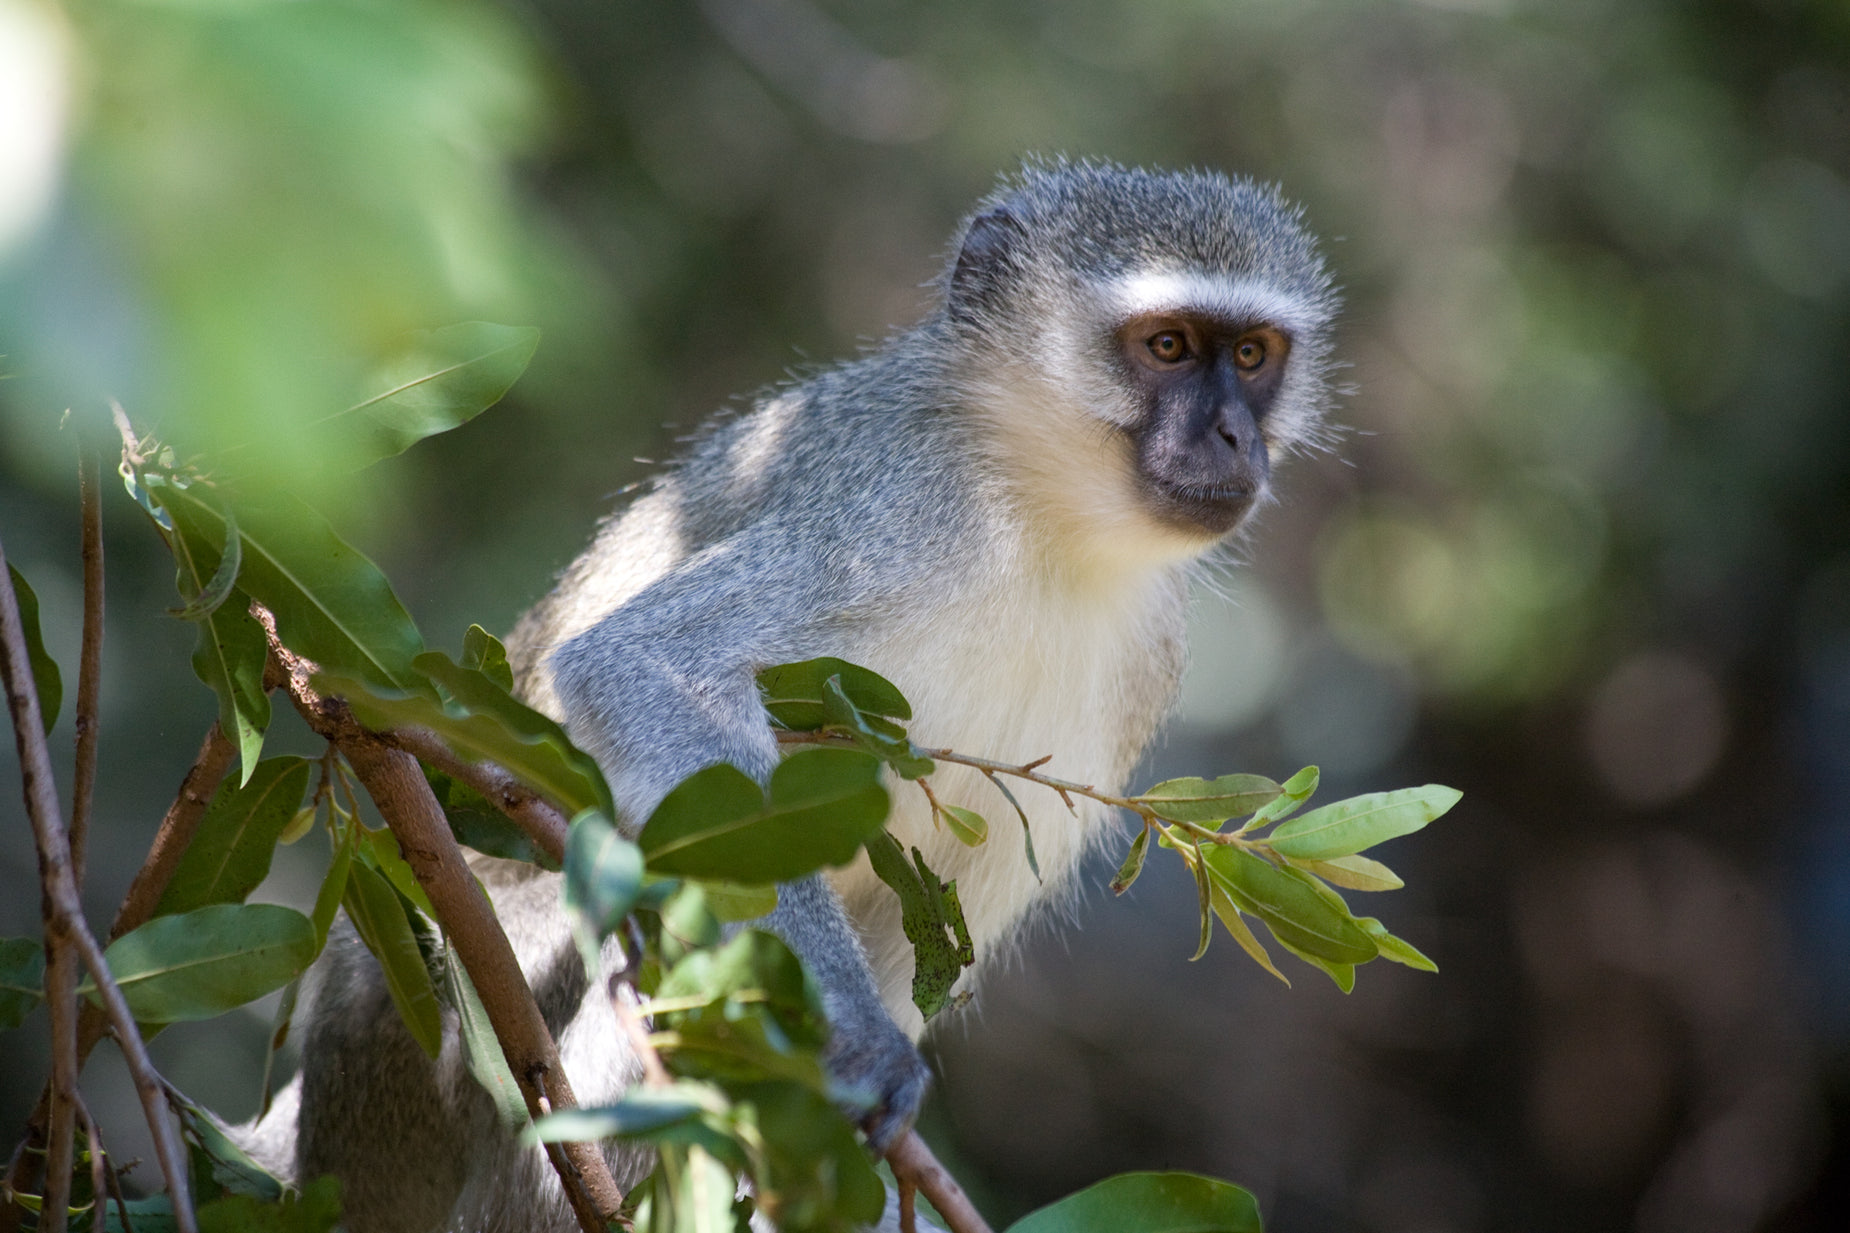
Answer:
[261, 619, 625, 1232]
[611, 984, 670, 1088]
[387, 724, 569, 864]
[886, 1132, 992, 1233]
[0, 540, 196, 1233]
[69, 435, 105, 883]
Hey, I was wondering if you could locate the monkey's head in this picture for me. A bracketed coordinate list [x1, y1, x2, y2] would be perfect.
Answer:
[940, 159, 1339, 566]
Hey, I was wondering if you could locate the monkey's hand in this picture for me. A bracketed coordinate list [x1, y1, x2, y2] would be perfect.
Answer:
[763, 877, 932, 1151]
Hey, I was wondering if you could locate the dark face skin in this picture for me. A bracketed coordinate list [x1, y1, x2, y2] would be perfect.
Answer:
[1117, 311, 1292, 537]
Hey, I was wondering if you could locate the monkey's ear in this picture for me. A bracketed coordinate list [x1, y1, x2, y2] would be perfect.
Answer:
[949, 207, 1025, 322]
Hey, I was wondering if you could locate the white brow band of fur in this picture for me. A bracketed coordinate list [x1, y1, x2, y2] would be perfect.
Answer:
[1108, 271, 1323, 335]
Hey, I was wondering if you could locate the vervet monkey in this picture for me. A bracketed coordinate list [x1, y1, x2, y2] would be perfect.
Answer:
[249, 159, 1339, 1231]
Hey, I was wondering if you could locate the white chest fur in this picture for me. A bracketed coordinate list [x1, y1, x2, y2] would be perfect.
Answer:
[823, 557, 1188, 1037]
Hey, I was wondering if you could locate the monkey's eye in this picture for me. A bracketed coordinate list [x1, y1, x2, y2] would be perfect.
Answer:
[1146, 331, 1191, 363]
[1233, 338, 1267, 371]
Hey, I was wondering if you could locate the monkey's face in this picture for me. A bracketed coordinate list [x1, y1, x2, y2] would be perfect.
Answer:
[1117, 310, 1289, 538]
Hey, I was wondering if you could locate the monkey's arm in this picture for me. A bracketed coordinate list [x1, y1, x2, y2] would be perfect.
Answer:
[545, 526, 931, 1148]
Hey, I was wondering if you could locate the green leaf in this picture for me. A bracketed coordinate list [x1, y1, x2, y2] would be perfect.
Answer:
[319, 664, 608, 822]
[988, 773, 1041, 881]
[195, 1175, 342, 1233]
[1004, 1171, 1262, 1233]
[257, 977, 298, 1121]
[1294, 853, 1404, 892]
[1242, 764, 1319, 831]
[1273, 937, 1357, 992]
[1135, 774, 1281, 825]
[445, 949, 528, 1129]
[342, 861, 442, 1058]
[363, 826, 437, 918]
[757, 656, 912, 729]
[745, 1081, 887, 1227]
[1356, 917, 1439, 972]
[1188, 839, 1215, 961]
[278, 804, 318, 846]
[173, 1094, 286, 1202]
[310, 822, 357, 949]
[865, 832, 972, 1020]
[530, 1081, 730, 1145]
[1207, 887, 1288, 986]
[425, 767, 553, 868]
[1266, 785, 1463, 860]
[7, 564, 62, 734]
[156, 757, 311, 916]
[461, 623, 514, 691]
[939, 804, 988, 847]
[818, 674, 935, 779]
[159, 483, 425, 690]
[169, 499, 241, 621]
[188, 591, 271, 786]
[641, 748, 889, 883]
[1109, 827, 1152, 895]
[0, 937, 46, 1030]
[332, 322, 541, 469]
[692, 880, 779, 923]
[90, 905, 317, 1024]
[564, 809, 644, 972]
[652, 932, 830, 1088]
[1201, 847, 1377, 965]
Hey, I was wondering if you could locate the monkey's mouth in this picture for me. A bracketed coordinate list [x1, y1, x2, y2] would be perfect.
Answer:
[1145, 477, 1260, 536]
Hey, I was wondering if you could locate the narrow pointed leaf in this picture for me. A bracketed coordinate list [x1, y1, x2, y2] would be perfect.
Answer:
[1295, 853, 1404, 892]
[332, 322, 541, 468]
[1207, 888, 1289, 985]
[757, 656, 912, 729]
[157, 757, 310, 916]
[1189, 841, 1213, 961]
[342, 861, 442, 1058]
[365, 827, 437, 918]
[640, 748, 889, 883]
[1274, 936, 1358, 992]
[1267, 785, 1462, 860]
[446, 950, 528, 1129]
[258, 977, 299, 1120]
[89, 905, 317, 1023]
[1005, 1171, 1262, 1233]
[0, 937, 46, 1029]
[169, 501, 241, 620]
[819, 674, 934, 778]
[1109, 827, 1151, 895]
[311, 823, 357, 949]
[278, 804, 318, 846]
[1135, 774, 1281, 825]
[1357, 917, 1439, 972]
[985, 772, 1041, 881]
[7, 565, 62, 734]
[1202, 847, 1377, 965]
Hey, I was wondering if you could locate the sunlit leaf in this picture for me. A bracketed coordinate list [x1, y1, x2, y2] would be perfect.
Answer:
[1201, 847, 1377, 965]
[1294, 853, 1403, 892]
[819, 674, 934, 779]
[342, 861, 442, 1058]
[528, 1082, 730, 1143]
[1267, 785, 1462, 861]
[1135, 774, 1280, 825]
[460, 623, 514, 691]
[364, 826, 436, 918]
[0, 937, 45, 1030]
[939, 804, 988, 847]
[693, 880, 779, 923]
[1207, 888, 1288, 986]
[1004, 1171, 1262, 1233]
[641, 748, 889, 883]
[156, 757, 310, 916]
[1242, 765, 1319, 832]
[1357, 917, 1439, 972]
[90, 905, 317, 1024]
[7, 564, 62, 734]
[865, 832, 971, 1019]
[278, 803, 318, 846]
[332, 322, 541, 469]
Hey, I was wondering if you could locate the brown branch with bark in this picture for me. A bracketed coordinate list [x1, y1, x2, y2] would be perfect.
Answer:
[261, 619, 625, 1233]
[0, 538, 197, 1233]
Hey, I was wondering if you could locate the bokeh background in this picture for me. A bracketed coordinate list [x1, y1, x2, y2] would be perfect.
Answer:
[2, 0, 1847, 1229]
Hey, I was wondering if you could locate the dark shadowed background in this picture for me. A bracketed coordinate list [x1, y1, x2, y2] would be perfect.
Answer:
[2, 1, 1847, 1230]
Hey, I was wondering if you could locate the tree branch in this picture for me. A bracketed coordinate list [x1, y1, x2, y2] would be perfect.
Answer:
[386, 724, 569, 865]
[0, 539, 195, 1233]
[69, 436, 105, 884]
[887, 1132, 992, 1233]
[262, 623, 625, 1232]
